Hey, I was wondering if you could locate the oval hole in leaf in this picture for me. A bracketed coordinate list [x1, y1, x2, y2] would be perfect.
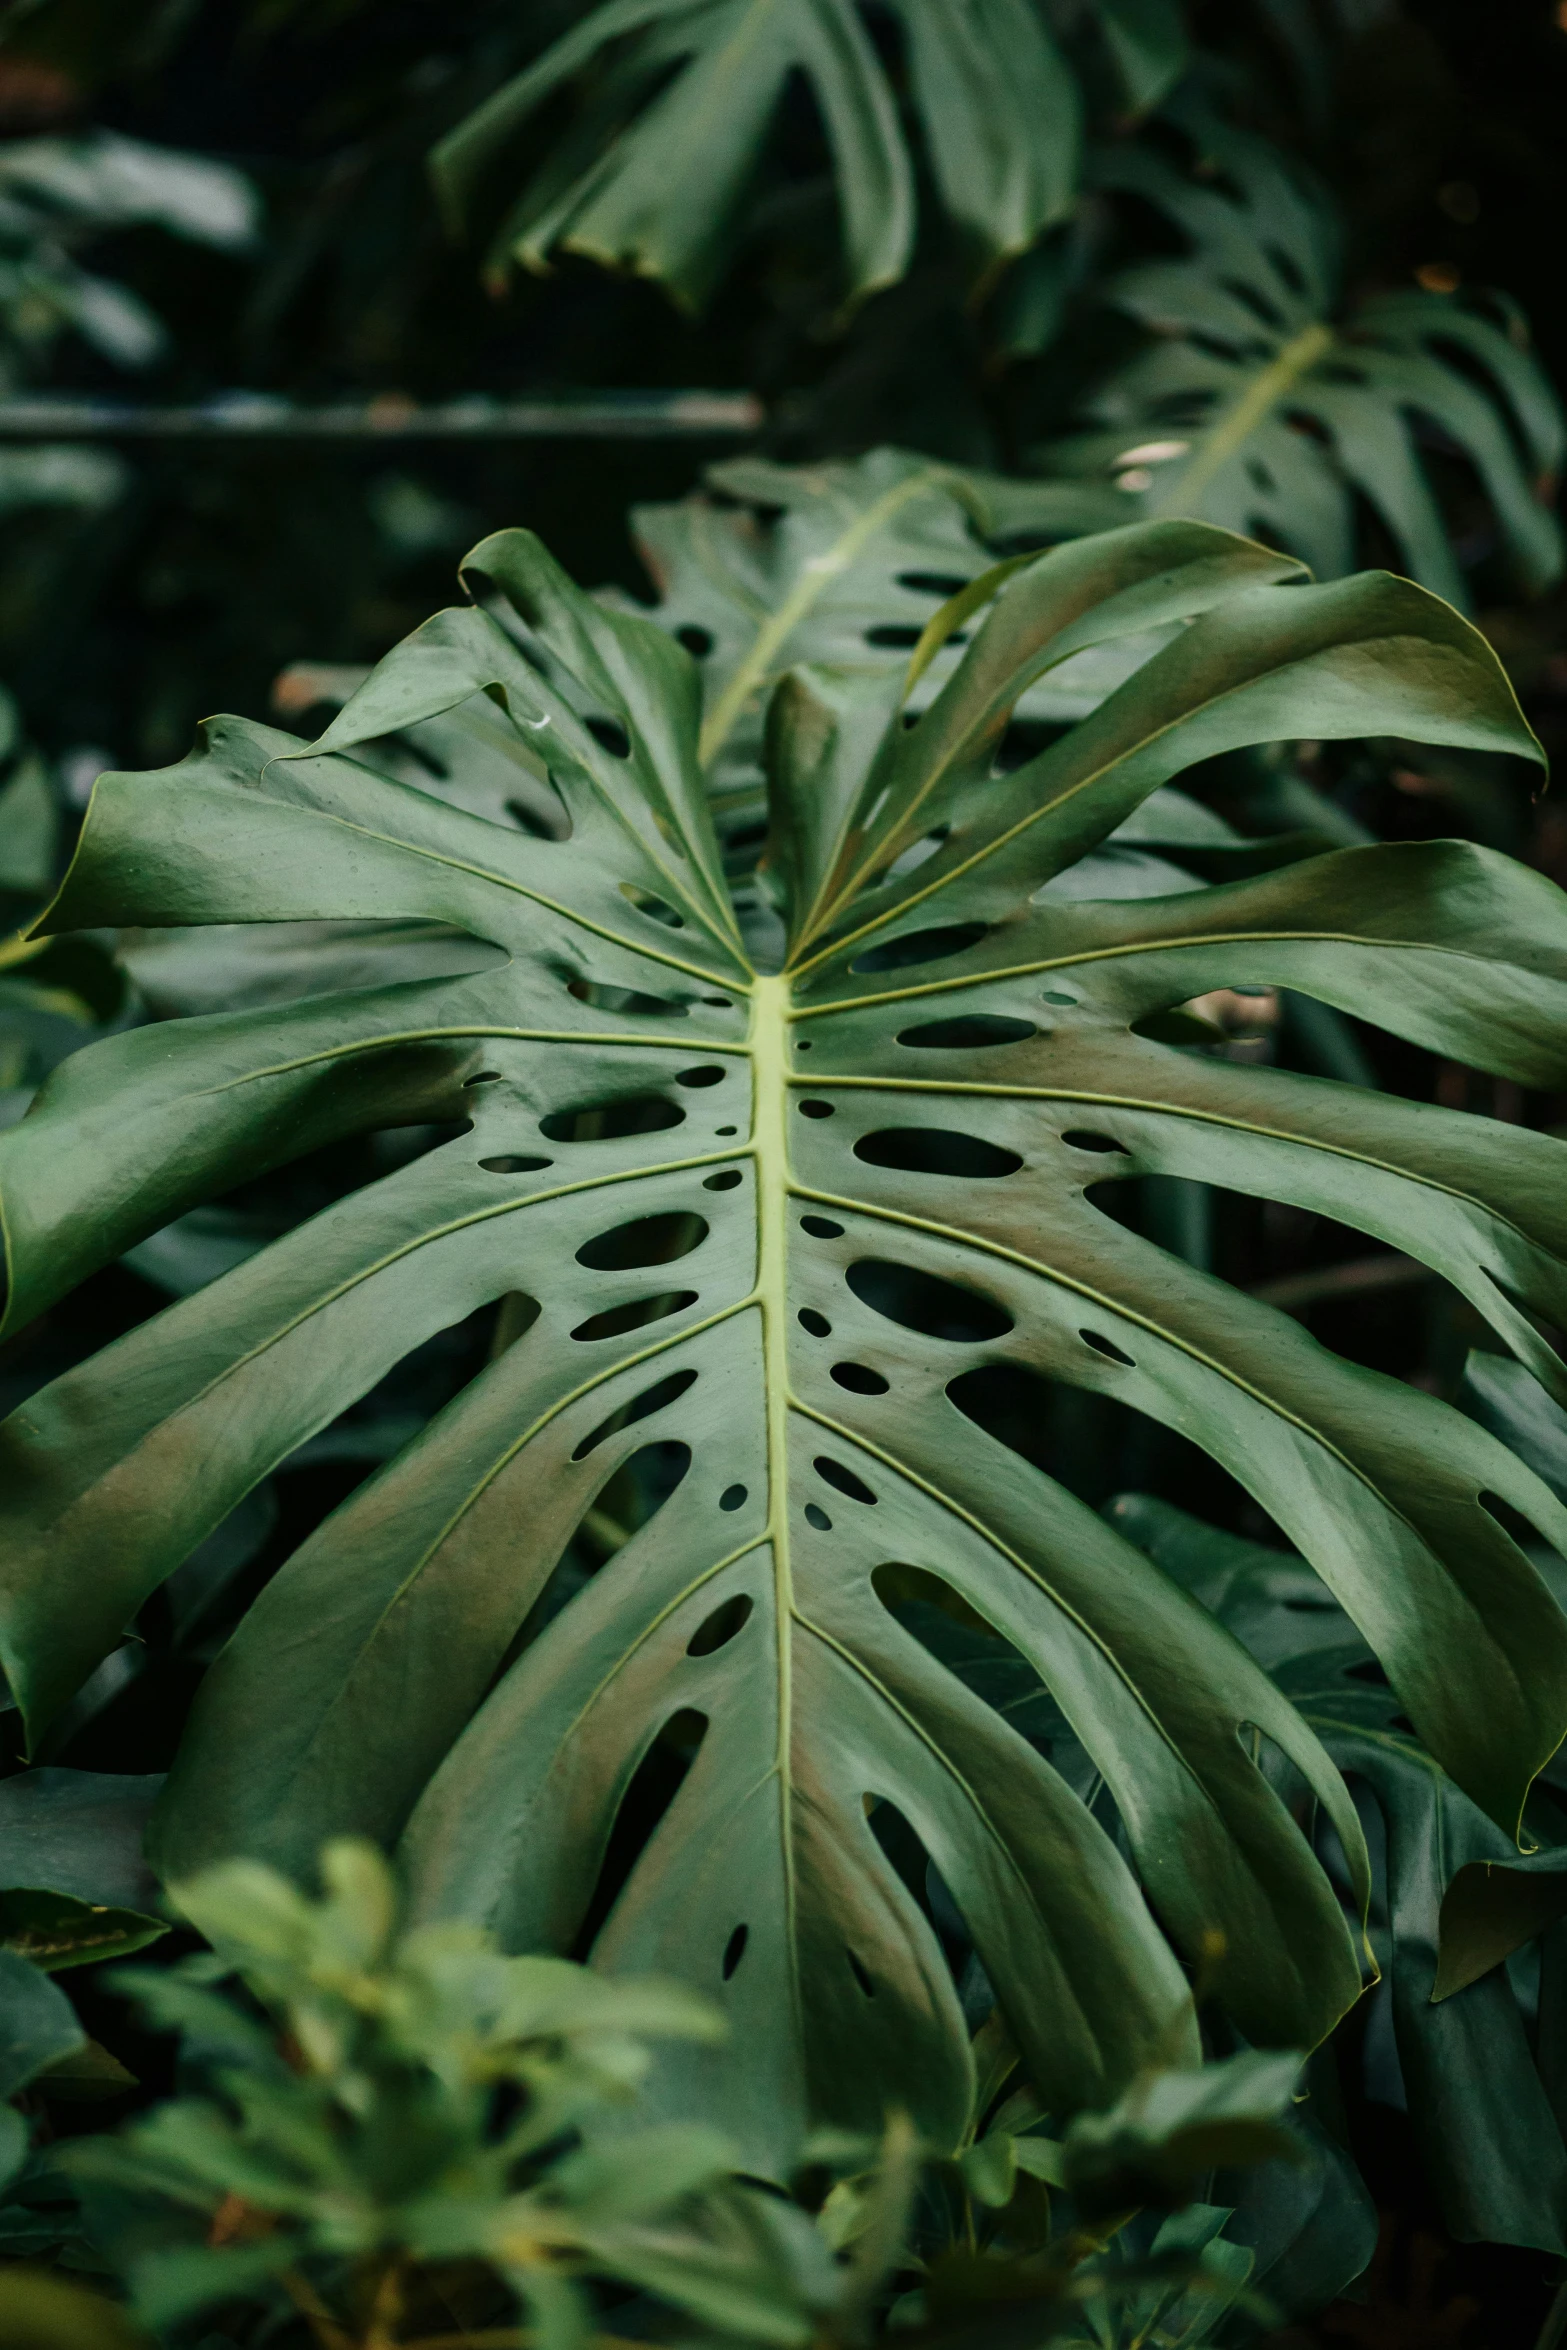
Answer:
[568, 978, 688, 1017]
[1080, 1328, 1135, 1367]
[898, 570, 970, 596]
[798, 1099, 835, 1119]
[873, 1562, 1022, 1650]
[479, 1154, 553, 1173]
[886, 1570, 1068, 1748]
[620, 883, 685, 929]
[853, 922, 989, 975]
[854, 1128, 1022, 1178]
[401, 738, 449, 781]
[722, 1923, 749, 1978]
[464, 1070, 502, 1087]
[804, 1503, 832, 1530]
[801, 1215, 843, 1238]
[571, 1291, 698, 1342]
[570, 1708, 707, 1959]
[572, 1369, 698, 1461]
[677, 1066, 725, 1088]
[486, 1436, 688, 1663]
[577, 1212, 708, 1271]
[690, 1595, 754, 1658]
[505, 789, 569, 842]
[866, 1796, 946, 1920]
[897, 1015, 1037, 1049]
[831, 1361, 888, 1395]
[719, 1483, 747, 1511]
[1062, 1130, 1130, 1155]
[1482, 1268, 1567, 1368]
[847, 1949, 876, 1998]
[863, 623, 923, 649]
[886, 826, 951, 880]
[703, 1169, 743, 1191]
[1042, 990, 1078, 1006]
[847, 1260, 1013, 1342]
[543, 1095, 685, 1142]
[948, 1362, 1054, 1473]
[1479, 1488, 1564, 1560]
[676, 625, 714, 658]
[587, 716, 632, 758]
[816, 1456, 877, 1505]
[798, 1308, 831, 1336]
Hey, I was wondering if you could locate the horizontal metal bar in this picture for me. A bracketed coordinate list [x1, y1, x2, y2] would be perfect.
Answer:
[0, 390, 764, 440]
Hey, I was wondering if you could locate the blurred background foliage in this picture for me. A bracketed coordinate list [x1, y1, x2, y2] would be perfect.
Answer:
[5, 3, 1567, 2344]
[0, 0, 1560, 767]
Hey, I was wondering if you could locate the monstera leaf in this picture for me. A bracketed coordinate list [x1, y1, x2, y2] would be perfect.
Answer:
[4, 517, 1567, 2181]
[1044, 108, 1564, 609]
[612, 448, 1123, 839]
[1107, 1493, 1567, 2255]
[430, 0, 1185, 313]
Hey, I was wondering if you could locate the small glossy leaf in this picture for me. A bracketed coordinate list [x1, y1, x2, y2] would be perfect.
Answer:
[35, 2038, 138, 2102]
[0, 1771, 164, 1912]
[0, 1890, 166, 1974]
[1064, 2050, 1303, 2216]
[958, 2130, 1018, 2208]
[1436, 1860, 1567, 2002]
[0, 1951, 84, 2099]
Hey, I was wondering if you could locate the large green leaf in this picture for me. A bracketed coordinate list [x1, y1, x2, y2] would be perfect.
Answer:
[430, 1, 1182, 314]
[611, 448, 1124, 835]
[2, 517, 1566, 2177]
[1043, 106, 1564, 608]
[1109, 1492, 1567, 2255]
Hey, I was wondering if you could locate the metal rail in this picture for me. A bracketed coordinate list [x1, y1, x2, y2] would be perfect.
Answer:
[0, 389, 764, 439]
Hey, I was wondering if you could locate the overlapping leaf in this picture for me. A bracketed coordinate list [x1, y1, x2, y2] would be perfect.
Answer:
[430, 0, 1184, 313]
[429, 1, 1188, 317]
[1044, 107, 1564, 607]
[610, 448, 1124, 840]
[1108, 1492, 1567, 2256]
[3, 516, 1567, 2179]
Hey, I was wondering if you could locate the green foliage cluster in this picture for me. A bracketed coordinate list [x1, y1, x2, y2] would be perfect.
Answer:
[3, 1836, 1311, 2350]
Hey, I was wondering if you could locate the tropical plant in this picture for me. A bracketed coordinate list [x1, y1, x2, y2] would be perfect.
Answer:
[70, 1837, 789, 2348]
[1043, 105, 1564, 610]
[8, 1830, 1311, 2350]
[3, 516, 1567, 2196]
[1100, 1483, 1567, 2258]
[430, 0, 1188, 316]
[612, 449, 1120, 796]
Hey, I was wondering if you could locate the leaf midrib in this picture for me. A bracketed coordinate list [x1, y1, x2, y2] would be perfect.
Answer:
[698, 464, 952, 766]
